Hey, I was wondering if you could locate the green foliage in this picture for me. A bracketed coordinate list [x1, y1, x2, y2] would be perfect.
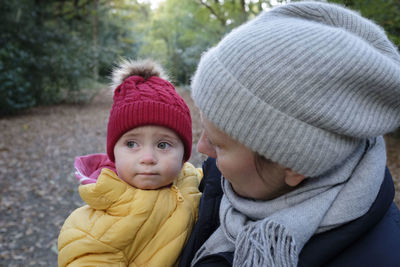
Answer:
[143, 0, 399, 85]
[0, 0, 148, 115]
[139, 0, 274, 85]
[1, 1, 88, 114]
[1, 1, 37, 114]
[0, 42, 35, 113]
[1, 0, 399, 115]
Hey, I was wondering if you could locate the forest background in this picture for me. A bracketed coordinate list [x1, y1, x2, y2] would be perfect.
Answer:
[1, 0, 400, 115]
[1, 0, 400, 266]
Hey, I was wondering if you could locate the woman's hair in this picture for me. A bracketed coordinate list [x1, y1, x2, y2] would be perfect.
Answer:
[253, 153, 297, 199]
[254, 152, 273, 179]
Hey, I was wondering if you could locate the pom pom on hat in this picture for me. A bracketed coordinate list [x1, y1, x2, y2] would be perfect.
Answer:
[110, 59, 169, 89]
[107, 59, 192, 162]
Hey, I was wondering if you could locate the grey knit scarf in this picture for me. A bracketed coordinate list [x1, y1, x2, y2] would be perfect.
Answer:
[192, 136, 386, 267]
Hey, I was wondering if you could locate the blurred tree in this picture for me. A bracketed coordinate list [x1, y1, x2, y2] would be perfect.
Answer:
[195, 0, 278, 27]
[93, 0, 100, 80]
[1, 0, 398, 114]
[140, 0, 278, 85]
[139, 0, 210, 84]
[0, 0, 149, 115]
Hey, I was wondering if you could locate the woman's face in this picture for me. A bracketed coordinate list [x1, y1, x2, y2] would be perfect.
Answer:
[197, 114, 300, 200]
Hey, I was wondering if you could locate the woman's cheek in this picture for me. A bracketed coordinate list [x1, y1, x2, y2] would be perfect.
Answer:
[216, 157, 232, 180]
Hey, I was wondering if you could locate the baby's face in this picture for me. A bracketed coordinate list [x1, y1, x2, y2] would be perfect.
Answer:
[113, 125, 185, 189]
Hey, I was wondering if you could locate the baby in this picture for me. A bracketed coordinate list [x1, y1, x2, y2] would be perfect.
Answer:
[58, 59, 202, 267]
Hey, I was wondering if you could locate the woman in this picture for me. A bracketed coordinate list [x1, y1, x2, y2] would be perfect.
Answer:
[179, 2, 400, 267]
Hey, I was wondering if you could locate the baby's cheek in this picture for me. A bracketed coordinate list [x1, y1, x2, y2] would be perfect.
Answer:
[115, 159, 132, 179]
[168, 162, 184, 178]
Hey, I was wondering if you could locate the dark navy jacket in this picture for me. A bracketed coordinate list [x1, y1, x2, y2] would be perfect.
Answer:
[179, 158, 400, 267]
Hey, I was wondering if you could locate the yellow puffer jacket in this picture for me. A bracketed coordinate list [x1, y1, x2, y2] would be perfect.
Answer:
[58, 162, 202, 267]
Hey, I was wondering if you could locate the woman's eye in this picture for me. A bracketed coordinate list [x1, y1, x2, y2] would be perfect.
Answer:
[126, 141, 138, 148]
[157, 142, 171, 149]
[205, 136, 215, 147]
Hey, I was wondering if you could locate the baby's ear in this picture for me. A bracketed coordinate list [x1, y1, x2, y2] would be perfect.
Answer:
[284, 169, 306, 187]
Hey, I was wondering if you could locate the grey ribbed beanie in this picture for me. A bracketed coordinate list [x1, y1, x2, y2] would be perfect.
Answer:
[192, 1, 400, 177]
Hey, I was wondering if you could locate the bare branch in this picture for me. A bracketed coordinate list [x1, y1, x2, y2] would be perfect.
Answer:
[239, 0, 248, 22]
[197, 0, 226, 26]
[54, 0, 93, 18]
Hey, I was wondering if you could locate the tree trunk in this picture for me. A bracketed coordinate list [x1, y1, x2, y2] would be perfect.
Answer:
[92, 0, 99, 80]
[239, 0, 248, 24]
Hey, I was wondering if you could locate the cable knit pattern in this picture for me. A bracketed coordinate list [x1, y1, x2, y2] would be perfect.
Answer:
[58, 162, 202, 267]
[191, 1, 400, 177]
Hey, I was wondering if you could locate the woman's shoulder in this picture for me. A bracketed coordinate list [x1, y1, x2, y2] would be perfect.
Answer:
[324, 203, 400, 267]
[300, 168, 400, 267]
[198, 157, 223, 195]
[178, 157, 225, 267]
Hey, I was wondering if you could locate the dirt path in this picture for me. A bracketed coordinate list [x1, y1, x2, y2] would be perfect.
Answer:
[0, 88, 399, 266]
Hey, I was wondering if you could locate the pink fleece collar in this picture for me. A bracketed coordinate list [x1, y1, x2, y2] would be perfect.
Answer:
[74, 153, 117, 184]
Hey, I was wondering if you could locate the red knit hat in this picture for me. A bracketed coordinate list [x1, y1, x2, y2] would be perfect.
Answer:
[107, 59, 192, 162]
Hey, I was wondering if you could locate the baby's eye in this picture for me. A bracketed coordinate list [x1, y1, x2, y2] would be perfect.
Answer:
[126, 141, 138, 148]
[157, 142, 171, 149]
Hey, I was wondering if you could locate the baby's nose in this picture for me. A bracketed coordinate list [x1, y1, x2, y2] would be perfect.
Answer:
[140, 150, 157, 165]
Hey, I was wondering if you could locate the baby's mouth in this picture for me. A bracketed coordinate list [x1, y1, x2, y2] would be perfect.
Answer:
[137, 172, 158, 176]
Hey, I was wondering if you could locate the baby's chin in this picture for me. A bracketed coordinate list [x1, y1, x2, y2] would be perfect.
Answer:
[133, 183, 173, 190]
[119, 176, 173, 190]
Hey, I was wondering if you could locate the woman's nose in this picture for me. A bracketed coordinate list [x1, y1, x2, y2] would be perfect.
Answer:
[197, 131, 217, 158]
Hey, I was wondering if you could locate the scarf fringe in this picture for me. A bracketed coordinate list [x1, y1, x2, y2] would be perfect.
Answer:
[233, 220, 298, 267]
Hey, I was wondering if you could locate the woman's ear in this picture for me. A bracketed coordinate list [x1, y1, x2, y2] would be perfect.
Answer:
[284, 169, 306, 187]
